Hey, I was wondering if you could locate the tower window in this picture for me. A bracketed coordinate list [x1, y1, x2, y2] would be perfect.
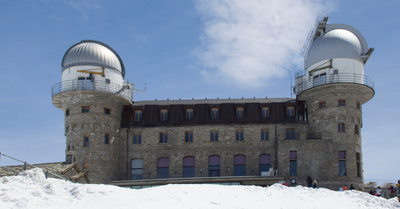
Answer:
[355, 125, 359, 135]
[235, 129, 244, 141]
[356, 152, 361, 178]
[134, 110, 142, 122]
[83, 135, 89, 147]
[261, 129, 269, 140]
[65, 109, 70, 116]
[185, 131, 193, 142]
[261, 107, 269, 118]
[211, 108, 219, 119]
[104, 133, 110, 144]
[104, 108, 111, 115]
[159, 132, 168, 143]
[186, 108, 193, 120]
[82, 106, 89, 113]
[319, 101, 326, 108]
[338, 99, 346, 106]
[133, 133, 142, 144]
[160, 109, 168, 121]
[356, 102, 360, 109]
[287, 106, 295, 117]
[236, 107, 244, 119]
[338, 123, 345, 132]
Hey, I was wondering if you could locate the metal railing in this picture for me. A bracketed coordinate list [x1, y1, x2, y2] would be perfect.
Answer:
[52, 79, 134, 101]
[294, 73, 374, 95]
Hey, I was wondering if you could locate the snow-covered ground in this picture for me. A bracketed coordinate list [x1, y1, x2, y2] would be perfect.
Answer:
[0, 168, 399, 209]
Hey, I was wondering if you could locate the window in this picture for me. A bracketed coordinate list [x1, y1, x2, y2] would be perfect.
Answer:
[159, 132, 168, 143]
[131, 159, 143, 180]
[339, 151, 346, 176]
[338, 123, 345, 132]
[236, 107, 244, 119]
[234, 155, 246, 176]
[356, 152, 361, 178]
[261, 107, 269, 118]
[185, 131, 193, 142]
[261, 129, 269, 141]
[211, 108, 219, 119]
[319, 101, 326, 108]
[65, 109, 70, 116]
[160, 109, 168, 121]
[82, 106, 89, 113]
[183, 156, 195, 178]
[259, 154, 271, 175]
[338, 99, 346, 106]
[235, 129, 244, 141]
[208, 155, 220, 177]
[157, 158, 169, 179]
[83, 135, 89, 147]
[133, 133, 142, 144]
[104, 133, 110, 144]
[134, 110, 142, 122]
[210, 130, 218, 141]
[356, 102, 360, 109]
[287, 106, 294, 117]
[286, 129, 295, 140]
[355, 125, 359, 135]
[104, 108, 111, 115]
[289, 151, 297, 176]
[186, 108, 193, 120]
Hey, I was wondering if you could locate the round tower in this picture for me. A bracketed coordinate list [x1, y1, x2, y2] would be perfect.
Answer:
[295, 18, 374, 189]
[52, 40, 134, 183]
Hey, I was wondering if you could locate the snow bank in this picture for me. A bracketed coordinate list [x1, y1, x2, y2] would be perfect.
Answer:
[0, 168, 399, 209]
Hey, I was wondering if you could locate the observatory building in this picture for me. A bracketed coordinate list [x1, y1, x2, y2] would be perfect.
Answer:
[51, 17, 374, 190]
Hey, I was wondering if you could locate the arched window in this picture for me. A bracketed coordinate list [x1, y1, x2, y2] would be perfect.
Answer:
[259, 154, 271, 175]
[157, 158, 169, 179]
[183, 156, 195, 178]
[208, 155, 220, 177]
[234, 155, 246, 176]
[131, 159, 143, 180]
[355, 125, 359, 135]
[338, 123, 345, 132]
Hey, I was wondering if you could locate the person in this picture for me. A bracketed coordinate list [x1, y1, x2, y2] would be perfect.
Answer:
[350, 184, 355, 190]
[282, 181, 287, 186]
[376, 186, 382, 197]
[312, 180, 317, 188]
[389, 185, 396, 198]
[369, 188, 376, 196]
[342, 184, 348, 191]
[396, 180, 400, 202]
[306, 175, 313, 187]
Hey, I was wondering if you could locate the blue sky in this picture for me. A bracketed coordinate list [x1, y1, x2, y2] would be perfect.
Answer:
[0, 0, 399, 185]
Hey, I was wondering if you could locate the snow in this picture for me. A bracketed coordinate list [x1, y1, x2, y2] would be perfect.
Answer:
[0, 168, 399, 209]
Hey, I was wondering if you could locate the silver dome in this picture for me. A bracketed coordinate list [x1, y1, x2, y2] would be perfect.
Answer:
[62, 40, 125, 77]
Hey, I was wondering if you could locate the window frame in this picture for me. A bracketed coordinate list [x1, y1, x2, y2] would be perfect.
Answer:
[235, 129, 244, 141]
[210, 130, 219, 142]
[319, 101, 326, 108]
[183, 156, 195, 178]
[131, 159, 143, 180]
[233, 155, 246, 176]
[211, 108, 219, 119]
[134, 110, 143, 122]
[289, 151, 297, 176]
[286, 129, 295, 140]
[339, 151, 346, 176]
[185, 131, 193, 142]
[261, 129, 269, 141]
[338, 99, 346, 106]
[104, 108, 111, 115]
[133, 133, 142, 144]
[186, 108, 193, 120]
[259, 154, 271, 175]
[160, 109, 168, 121]
[159, 132, 168, 143]
[81, 106, 90, 113]
[287, 106, 295, 117]
[104, 133, 110, 144]
[261, 107, 269, 118]
[83, 135, 89, 147]
[236, 107, 244, 119]
[338, 122, 345, 132]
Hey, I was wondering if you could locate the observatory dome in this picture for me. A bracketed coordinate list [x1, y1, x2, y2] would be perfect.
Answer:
[61, 40, 125, 77]
[305, 29, 363, 70]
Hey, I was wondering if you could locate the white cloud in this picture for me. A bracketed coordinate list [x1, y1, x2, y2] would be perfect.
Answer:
[195, 0, 329, 87]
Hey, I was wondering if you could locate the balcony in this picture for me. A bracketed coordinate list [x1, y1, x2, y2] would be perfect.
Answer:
[52, 79, 134, 102]
[294, 73, 374, 96]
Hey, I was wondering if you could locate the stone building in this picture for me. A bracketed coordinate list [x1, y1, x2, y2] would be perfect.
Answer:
[51, 17, 374, 190]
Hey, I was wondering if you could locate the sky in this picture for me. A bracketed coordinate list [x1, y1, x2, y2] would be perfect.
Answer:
[0, 0, 399, 185]
[1, 168, 399, 209]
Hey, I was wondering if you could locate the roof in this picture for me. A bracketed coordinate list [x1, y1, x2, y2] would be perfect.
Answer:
[132, 98, 294, 106]
[61, 40, 126, 77]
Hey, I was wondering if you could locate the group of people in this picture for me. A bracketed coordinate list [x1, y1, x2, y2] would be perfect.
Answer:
[306, 175, 318, 188]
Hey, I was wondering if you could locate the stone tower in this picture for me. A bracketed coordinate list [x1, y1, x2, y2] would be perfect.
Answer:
[294, 18, 374, 189]
[52, 40, 134, 183]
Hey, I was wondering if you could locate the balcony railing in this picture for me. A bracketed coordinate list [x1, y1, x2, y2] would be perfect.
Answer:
[52, 79, 134, 102]
[294, 73, 374, 95]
